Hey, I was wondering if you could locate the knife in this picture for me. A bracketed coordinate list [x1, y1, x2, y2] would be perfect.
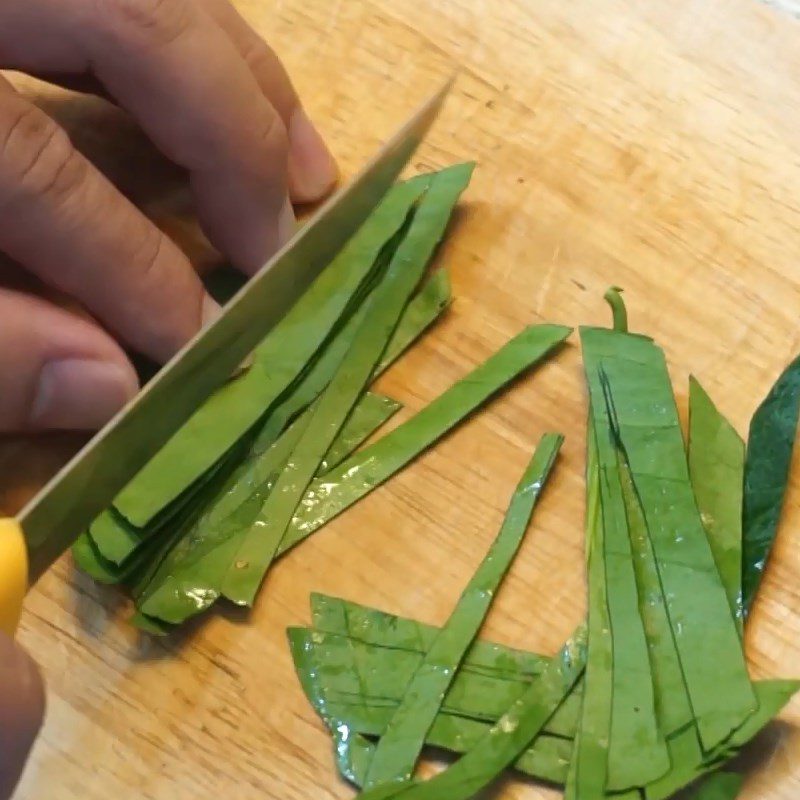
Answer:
[0, 79, 452, 636]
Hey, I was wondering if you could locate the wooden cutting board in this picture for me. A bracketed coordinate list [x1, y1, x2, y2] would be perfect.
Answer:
[3, 0, 800, 797]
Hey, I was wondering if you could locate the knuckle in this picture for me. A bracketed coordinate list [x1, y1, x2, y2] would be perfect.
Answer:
[94, 0, 191, 46]
[130, 219, 167, 285]
[240, 38, 277, 77]
[253, 110, 288, 159]
[0, 104, 86, 206]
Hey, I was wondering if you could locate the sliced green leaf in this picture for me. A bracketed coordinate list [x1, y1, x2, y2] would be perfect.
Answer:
[581, 326, 756, 751]
[688, 377, 745, 626]
[309, 594, 556, 684]
[565, 436, 612, 800]
[287, 627, 575, 787]
[135, 390, 397, 621]
[72, 530, 135, 584]
[353, 628, 587, 800]
[111, 174, 434, 528]
[88, 444, 240, 566]
[290, 629, 577, 738]
[360, 434, 562, 789]
[221, 164, 475, 606]
[742, 354, 800, 617]
[278, 323, 572, 555]
[377, 270, 451, 375]
[131, 262, 453, 624]
[318, 394, 401, 475]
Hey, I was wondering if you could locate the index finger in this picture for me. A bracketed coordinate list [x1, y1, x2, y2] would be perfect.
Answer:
[0, 0, 295, 272]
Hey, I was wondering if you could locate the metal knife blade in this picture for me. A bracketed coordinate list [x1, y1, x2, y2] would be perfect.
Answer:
[19, 79, 452, 583]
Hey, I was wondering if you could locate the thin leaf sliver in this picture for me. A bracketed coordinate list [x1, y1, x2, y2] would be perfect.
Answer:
[279, 323, 572, 554]
[355, 628, 587, 800]
[688, 377, 745, 626]
[360, 434, 562, 789]
[221, 163, 475, 606]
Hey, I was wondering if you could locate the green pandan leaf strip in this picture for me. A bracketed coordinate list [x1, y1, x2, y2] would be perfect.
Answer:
[289, 628, 577, 739]
[581, 325, 756, 752]
[309, 593, 555, 680]
[581, 293, 669, 790]
[376, 269, 451, 375]
[565, 434, 612, 800]
[688, 377, 745, 627]
[360, 434, 562, 789]
[278, 323, 572, 555]
[318, 393, 402, 475]
[132, 260, 454, 624]
[221, 164, 475, 606]
[353, 628, 586, 800]
[136, 390, 398, 622]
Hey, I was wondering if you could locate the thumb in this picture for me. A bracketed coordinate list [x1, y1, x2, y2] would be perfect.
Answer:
[0, 632, 45, 799]
[0, 287, 139, 432]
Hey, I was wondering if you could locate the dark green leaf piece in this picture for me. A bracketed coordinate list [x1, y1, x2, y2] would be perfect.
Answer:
[278, 323, 572, 554]
[581, 326, 756, 751]
[742, 354, 800, 617]
[111, 173, 434, 528]
[293, 596, 799, 796]
[221, 163, 475, 606]
[354, 628, 587, 800]
[360, 434, 563, 789]
[688, 377, 745, 627]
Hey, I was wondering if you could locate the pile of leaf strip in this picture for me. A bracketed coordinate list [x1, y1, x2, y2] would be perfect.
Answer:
[72, 162, 573, 632]
[289, 290, 800, 800]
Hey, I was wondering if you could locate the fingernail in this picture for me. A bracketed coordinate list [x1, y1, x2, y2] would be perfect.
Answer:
[288, 108, 338, 203]
[201, 294, 223, 327]
[30, 359, 139, 431]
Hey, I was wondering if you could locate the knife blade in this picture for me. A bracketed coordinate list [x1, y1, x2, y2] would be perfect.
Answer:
[15, 79, 451, 585]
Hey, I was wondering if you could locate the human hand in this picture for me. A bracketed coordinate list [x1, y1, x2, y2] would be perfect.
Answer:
[0, 0, 337, 432]
[0, 633, 45, 799]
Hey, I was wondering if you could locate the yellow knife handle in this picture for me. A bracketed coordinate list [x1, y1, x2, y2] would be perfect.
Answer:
[0, 519, 27, 636]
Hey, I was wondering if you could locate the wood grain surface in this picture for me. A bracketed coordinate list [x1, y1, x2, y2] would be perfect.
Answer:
[2, 0, 800, 797]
